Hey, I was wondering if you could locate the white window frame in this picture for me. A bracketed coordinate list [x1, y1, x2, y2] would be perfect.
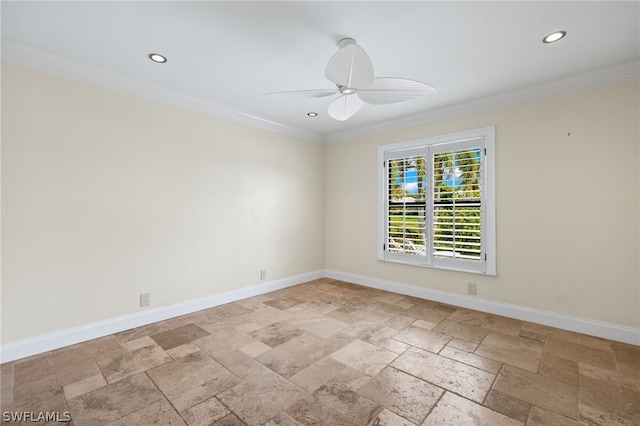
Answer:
[377, 126, 496, 276]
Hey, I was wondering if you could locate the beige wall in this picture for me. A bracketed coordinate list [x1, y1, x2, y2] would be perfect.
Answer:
[325, 80, 640, 329]
[2, 63, 325, 343]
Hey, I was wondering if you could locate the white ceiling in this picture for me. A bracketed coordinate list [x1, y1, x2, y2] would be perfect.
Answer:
[2, 1, 639, 143]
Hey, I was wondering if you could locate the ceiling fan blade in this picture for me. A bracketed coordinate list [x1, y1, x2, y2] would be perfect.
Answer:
[264, 89, 338, 98]
[357, 77, 436, 104]
[325, 43, 374, 89]
[327, 94, 364, 121]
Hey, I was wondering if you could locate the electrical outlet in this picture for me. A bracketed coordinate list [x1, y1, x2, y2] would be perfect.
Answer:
[260, 269, 267, 280]
[467, 283, 477, 296]
[140, 293, 150, 307]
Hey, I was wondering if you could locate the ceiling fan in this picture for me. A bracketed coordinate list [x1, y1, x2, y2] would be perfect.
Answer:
[267, 38, 436, 121]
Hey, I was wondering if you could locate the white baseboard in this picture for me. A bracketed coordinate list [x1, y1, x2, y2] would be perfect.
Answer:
[2, 268, 638, 363]
[325, 269, 640, 346]
[0, 270, 324, 363]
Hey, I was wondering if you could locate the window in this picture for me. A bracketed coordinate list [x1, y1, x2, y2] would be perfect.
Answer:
[377, 127, 496, 275]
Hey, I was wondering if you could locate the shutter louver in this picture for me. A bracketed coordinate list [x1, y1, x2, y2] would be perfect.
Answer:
[432, 147, 482, 261]
[387, 155, 427, 257]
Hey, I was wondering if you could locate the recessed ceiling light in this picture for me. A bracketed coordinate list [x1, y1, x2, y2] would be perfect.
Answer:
[307, 112, 318, 117]
[543, 31, 566, 44]
[148, 53, 167, 63]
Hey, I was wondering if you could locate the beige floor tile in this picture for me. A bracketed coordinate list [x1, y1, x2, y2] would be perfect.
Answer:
[1, 362, 14, 407]
[166, 342, 202, 359]
[374, 292, 407, 304]
[195, 329, 259, 358]
[115, 322, 171, 343]
[257, 332, 352, 378]
[250, 322, 306, 347]
[352, 302, 407, 324]
[287, 314, 350, 338]
[538, 354, 578, 385]
[332, 365, 372, 391]
[109, 399, 186, 426]
[482, 390, 530, 423]
[433, 319, 488, 344]
[150, 323, 210, 350]
[286, 380, 380, 426]
[370, 408, 418, 426]
[163, 316, 194, 329]
[493, 365, 578, 419]
[63, 373, 107, 400]
[264, 412, 303, 426]
[295, 300, 339, 315]
[3, 387, 68, 416]
[235, 294, 274, 309]
[548, 328, 613, 351]
[446, 337, 479, 352]
[181, 396, 230, 426]
[264, 296, 305, 311]
[411, 319, 438, 330]
[240, 340, 272, 358]
[67, 373, 163, 425]
[211, 413, 247, 425]
[289, 356, 346, 393]
[518, 329, 547, 344]
[545, 337, 616, 370]
[422, 392, 523, 425]
[13, 357, 101, 401]
[242, 305, 295, 327]
[357, 366, 443, 424]
[51, 335, 125, 362]
[147, 351, 241, 412]
[187, 303, 254, 329]
[392, 325, 451, 353]
[391, 347, 494, 403]
[401, 303, 451, 324]
[527, 406, 583, 426]
[360, 326, 410, 354]
[579, 371, 640, 424]
[214, 350, 272, 380]
[439, 346, 502, 374]
[474, 332, 544, 372]
[217, 369, 307, 425]
[330, 339, 398, 376]
[122, 335, 156, 351]
[393, 300, 416, 310]
[98, 343, 171, 383]
[447, 309, 522, 336]
[579, 404, 636, 425]
[384, 314, 417, 330]
[611, 341, 640, 366]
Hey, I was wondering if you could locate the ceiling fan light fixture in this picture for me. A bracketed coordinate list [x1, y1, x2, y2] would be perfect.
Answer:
[340, 87, 356, 95]
[148, 53, 167, 63]
[543, 31, 566, 43]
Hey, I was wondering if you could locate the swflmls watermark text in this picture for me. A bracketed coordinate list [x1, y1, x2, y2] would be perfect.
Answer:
[2, 411, 71, 423]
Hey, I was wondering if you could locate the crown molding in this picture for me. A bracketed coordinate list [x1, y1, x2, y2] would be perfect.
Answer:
[3, 40, 638, 146]
[1, 40, 326, 144]
[325, 60, 640, 144]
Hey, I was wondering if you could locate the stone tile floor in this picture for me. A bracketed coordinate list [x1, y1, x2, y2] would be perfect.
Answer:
[1, 278, 639, 425]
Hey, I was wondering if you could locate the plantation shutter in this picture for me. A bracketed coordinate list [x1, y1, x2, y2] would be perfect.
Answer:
[430, 138, 485, 272]
[379, 127, 493, 275]
[384, 147, 428, 264]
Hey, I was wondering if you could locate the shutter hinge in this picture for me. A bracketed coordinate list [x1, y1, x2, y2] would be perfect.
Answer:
[484, 148, 487, 155]
[383, 244, 386, 251]
[485, 253, 487, 261]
